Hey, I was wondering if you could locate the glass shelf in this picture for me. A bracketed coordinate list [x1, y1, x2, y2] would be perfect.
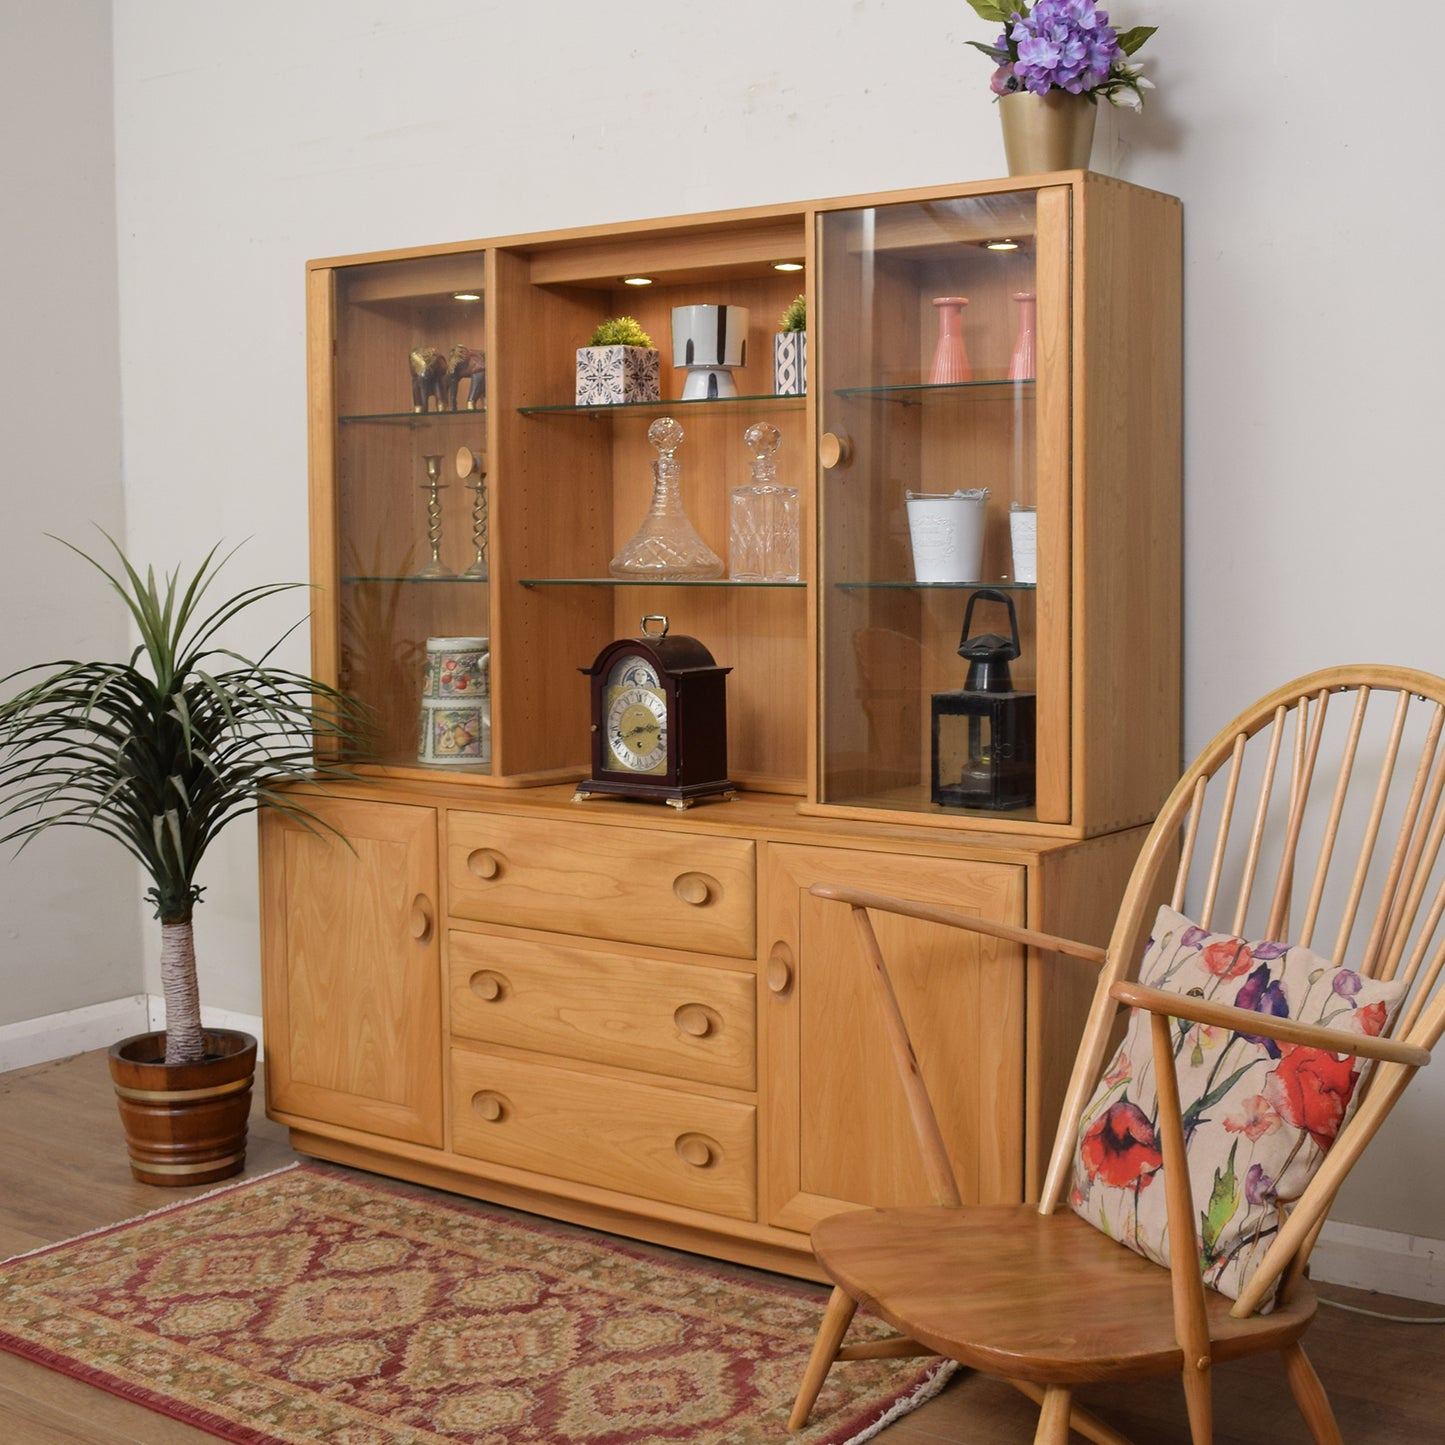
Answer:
[835, 579, 1036, 591]
[520, 577, 806, 589]
[341, 573, 490, 584]
[836, 378, 1033, 405]
[519, 392, 807, 418]
[339, 409, 487, 426]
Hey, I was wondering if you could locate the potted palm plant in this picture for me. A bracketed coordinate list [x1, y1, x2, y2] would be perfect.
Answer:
[0, 534, 365, 1186]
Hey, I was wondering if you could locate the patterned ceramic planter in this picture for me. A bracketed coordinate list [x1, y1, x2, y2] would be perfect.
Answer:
[774, 331, 807, 395]
[575, 345, 660, 406]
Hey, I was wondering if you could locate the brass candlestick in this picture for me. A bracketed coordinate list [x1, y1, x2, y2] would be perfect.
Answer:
[455, 446, 489, 581]
[414, 454, 454, 579]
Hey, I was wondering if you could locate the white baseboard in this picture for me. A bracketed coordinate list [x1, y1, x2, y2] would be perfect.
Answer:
[1312, 1221, 1445, 1306]
[0, 997, 265, 1072]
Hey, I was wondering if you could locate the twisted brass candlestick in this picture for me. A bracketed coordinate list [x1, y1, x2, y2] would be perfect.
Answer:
[414, 454, 454, 579]
[455, 446, 489, 581]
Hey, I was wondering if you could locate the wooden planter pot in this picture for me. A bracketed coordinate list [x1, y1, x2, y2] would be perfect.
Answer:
[107, 1029, 257, 1187]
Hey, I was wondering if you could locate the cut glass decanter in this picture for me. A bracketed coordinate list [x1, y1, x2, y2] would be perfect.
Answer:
[728, 422, 799, 581]
[609, 417, 723, 580]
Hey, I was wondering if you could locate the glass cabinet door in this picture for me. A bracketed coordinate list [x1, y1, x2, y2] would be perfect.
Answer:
[815, 186, 1072, 825]
[313, 250, 492, 775]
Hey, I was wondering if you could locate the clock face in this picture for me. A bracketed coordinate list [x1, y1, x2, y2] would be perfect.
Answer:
[604, 654, 668, 775]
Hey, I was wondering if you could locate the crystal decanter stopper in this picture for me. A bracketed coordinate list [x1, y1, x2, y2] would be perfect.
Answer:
[609, 417, 723, 580]
[728, 421, 799, 582]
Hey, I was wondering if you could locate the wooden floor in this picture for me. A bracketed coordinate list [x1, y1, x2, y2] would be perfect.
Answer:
[1, 1051, 1441, 1444]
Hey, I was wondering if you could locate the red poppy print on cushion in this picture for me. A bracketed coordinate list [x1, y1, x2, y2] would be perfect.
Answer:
[1262, 1045, 1359, 1151]
[1071, 904, 1405, 1303]
[1079, 1100, 1162, 1189]
[1201, 937, 1254, 981]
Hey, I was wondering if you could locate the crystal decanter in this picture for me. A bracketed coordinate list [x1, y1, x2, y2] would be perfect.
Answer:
[728, 421, 799, 582]
[609, 417, 723, 580]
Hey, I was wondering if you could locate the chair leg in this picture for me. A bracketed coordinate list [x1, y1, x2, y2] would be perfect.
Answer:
[1011, 1380, 1135, 1445]
[1179, 1356, 1213, 1445]
[789, 1286, 859, 1431]
[1033, 1385, 1074, 1444]
[1281, 1342, 1345, 1445]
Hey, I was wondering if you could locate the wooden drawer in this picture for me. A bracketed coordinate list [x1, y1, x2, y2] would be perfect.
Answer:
[450, 1050, 756, 1220]
[449, 933, 756, 1089]
[446, 812, 756, 958]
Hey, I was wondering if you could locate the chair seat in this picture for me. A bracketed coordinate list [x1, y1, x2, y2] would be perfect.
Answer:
[812, 1204, 1318, 1387]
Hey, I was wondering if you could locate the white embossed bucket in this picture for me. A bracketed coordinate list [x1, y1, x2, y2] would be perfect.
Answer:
[905, 489, 989, 583]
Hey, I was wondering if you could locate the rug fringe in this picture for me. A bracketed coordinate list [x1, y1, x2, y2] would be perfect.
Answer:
[836, 1358, 961, 1445]
[0, 1161, 301, 1265]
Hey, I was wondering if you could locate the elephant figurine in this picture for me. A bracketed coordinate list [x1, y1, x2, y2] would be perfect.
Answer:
[409, 347, 446, 413]
[445, 345, 486, 411]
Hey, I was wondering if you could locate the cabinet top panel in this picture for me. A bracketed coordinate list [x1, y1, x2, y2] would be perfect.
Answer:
[306, 172, 1178, 274]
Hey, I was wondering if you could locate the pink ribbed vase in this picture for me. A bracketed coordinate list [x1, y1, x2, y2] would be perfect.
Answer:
[929, 296, 972, 384]
[1009, 292, 1037, 381]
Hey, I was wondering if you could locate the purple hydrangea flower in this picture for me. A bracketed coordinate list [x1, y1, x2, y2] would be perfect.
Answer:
[1009, 0, 1122, 96]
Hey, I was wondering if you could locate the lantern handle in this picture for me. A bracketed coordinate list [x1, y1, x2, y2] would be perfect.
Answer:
[957, 588, 1020, 661]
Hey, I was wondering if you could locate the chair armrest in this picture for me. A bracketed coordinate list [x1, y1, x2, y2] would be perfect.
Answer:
[808, 883, 1108, 965]
[1109, 980, 1431, 1067]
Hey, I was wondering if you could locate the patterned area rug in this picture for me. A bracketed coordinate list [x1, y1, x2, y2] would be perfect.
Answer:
[0, 1163, 955, 1444]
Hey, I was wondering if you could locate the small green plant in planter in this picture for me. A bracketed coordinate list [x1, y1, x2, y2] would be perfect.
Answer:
[778, 295, 806, 333]
[577, 316, 661, 405]
[0, 534, 366, 1184]
[586, 316, 653, 349]
[775, 294, 808, 396]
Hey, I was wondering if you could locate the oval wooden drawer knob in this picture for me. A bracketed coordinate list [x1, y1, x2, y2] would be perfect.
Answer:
[471, 1090, 507, 1123]
[467, 848, 502, 880]
[674, 1132, 719, 1169]
[766, 943, 795, 995]
[469, 970, 506, 1002]
[673, 872, 716, 906]
[673, 1003, 716, 1038]
[409, 894, 434, 943]
[819, 432, 853, 470]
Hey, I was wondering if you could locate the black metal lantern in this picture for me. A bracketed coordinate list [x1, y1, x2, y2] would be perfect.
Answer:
[931, 589, 1036, 810]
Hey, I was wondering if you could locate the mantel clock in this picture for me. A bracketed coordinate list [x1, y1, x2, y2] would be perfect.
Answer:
[574, 615, 735, 808]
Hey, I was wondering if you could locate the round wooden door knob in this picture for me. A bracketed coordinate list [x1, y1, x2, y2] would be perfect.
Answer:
[471, 1090, 507, 1122]
[469, 970, 506, 1002]
[766, 944, 795, 995]
[673, 872, 716, 906]
[673, 1003, 716, 1038]
[819, 432, 853, 469]
[674, 1133, 719, 1169]
[467, 848, 502, 879]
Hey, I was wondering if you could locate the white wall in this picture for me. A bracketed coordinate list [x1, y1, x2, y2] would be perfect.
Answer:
[5, 1, 1442, 1246]
[0, 0, 140, 1024]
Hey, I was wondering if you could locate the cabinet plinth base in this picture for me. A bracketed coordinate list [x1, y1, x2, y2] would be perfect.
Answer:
[282, 1126, 828, 1283]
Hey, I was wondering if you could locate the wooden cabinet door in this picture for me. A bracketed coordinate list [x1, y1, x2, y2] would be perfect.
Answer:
[261, 797, 442, 1146]
[764, 844, 1026, 1235]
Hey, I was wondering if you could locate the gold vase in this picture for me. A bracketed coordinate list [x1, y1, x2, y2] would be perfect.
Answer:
[998, 90, 1097, 175]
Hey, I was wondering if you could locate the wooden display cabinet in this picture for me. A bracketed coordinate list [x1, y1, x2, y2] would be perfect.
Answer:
[264, 172, 1182, 1279]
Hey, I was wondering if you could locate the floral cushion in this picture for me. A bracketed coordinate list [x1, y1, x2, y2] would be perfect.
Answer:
[1069, 904, 1404, 1303]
